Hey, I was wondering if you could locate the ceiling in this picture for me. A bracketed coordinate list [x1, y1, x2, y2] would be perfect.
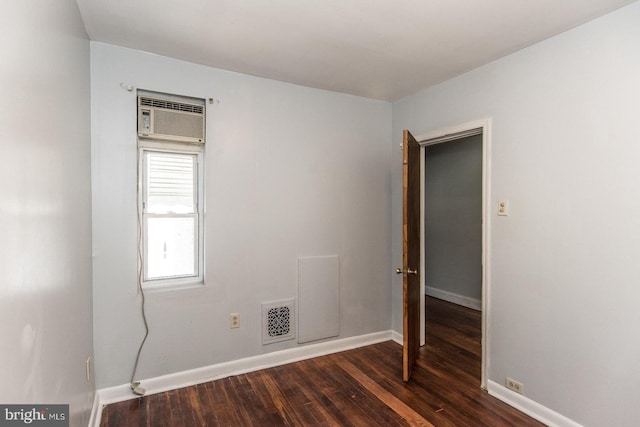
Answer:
[75, 0, 635, 101]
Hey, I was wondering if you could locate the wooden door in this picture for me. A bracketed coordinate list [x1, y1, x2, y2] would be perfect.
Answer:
[401, 129, 421, 382]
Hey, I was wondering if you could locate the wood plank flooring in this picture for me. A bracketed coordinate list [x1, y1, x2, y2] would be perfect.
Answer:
[100, 297, 543, 426]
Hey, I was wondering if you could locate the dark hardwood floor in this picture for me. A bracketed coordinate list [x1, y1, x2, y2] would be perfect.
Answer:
[100, 297, 543, 426]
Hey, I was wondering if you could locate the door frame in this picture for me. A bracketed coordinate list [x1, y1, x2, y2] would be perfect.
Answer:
[414, 118, 491, 389]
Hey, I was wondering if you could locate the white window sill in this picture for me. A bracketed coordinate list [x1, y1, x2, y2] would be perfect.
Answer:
[142, 280, 205, 293]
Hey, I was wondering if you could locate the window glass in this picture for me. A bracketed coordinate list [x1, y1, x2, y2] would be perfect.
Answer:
[146, 216, 196, 280]
[140, 148, 203, 287]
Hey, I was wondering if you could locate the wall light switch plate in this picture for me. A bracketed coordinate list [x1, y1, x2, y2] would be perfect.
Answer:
[498, 200, 509, 216]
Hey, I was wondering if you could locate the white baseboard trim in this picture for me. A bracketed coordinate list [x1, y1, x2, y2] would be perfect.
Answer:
[391, 330, 403, 345]
[88, 390, 101, 427]
[426, 286, 482, 311]
[91, 330, 394, 426]
[487, 380, 582, 427]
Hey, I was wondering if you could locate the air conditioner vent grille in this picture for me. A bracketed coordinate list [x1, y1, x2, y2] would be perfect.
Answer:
[139, 97, 204, 115]
[262, 299, 295, 345]
[267, 307, 291, 337]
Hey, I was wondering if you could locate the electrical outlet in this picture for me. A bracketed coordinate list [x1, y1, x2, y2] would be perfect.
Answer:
[498, 200, 509, 216]
[85, 357, 92, 382]
[230, 313, 240, 329]
[505, 377, 523, 394]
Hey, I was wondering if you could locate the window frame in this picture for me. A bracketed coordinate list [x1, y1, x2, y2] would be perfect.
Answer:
[137, 140, 205, 290]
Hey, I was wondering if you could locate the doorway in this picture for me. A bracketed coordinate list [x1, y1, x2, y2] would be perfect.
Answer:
[425, 134, 482, 310]
[415, 119, 490, 389]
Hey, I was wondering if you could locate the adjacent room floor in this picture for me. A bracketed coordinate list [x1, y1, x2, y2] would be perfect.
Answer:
[100, 297, 543, 426]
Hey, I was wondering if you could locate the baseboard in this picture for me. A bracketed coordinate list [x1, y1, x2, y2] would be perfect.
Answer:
[390, 330, 403, 345]
[487, 380, 583, 427]
[426, 286, 482, 311]
[88, 390, 101, 427]
[91, 330, 393, 425]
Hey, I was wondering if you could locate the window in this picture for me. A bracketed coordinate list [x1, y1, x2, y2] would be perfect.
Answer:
[139, 144, 204, 288]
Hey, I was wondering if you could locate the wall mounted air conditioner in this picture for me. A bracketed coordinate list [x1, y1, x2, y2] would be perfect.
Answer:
[137, 92, 205, 144]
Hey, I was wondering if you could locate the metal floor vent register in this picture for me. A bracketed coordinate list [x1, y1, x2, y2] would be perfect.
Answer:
[262, 299, 295, 345]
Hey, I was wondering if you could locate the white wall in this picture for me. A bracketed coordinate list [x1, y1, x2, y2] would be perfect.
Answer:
[392, 2, 640, 426]
[91, 43, 391, 388]
[0, 1, 94, 426]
